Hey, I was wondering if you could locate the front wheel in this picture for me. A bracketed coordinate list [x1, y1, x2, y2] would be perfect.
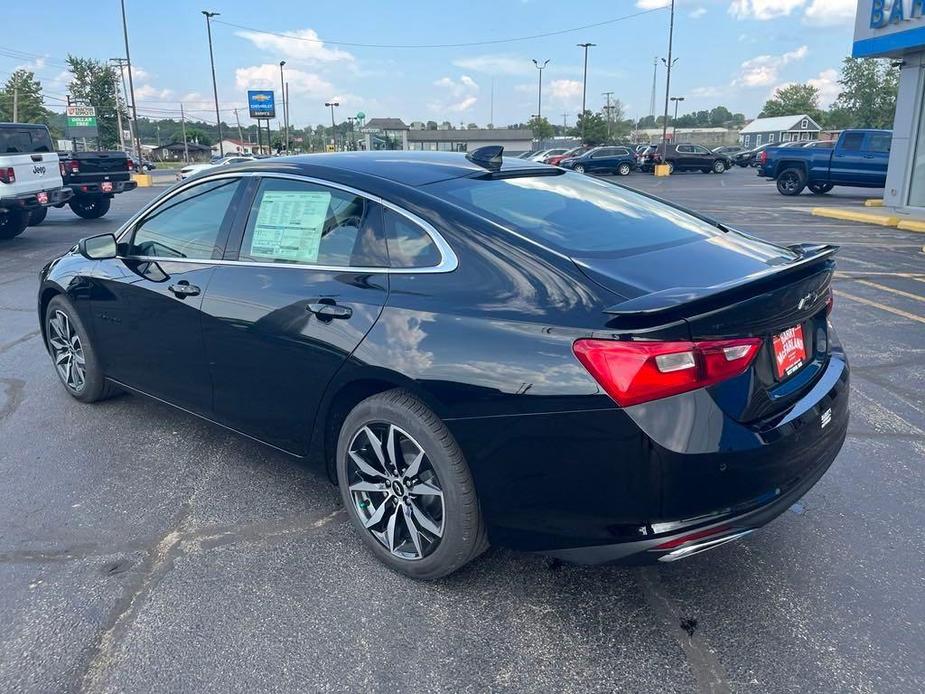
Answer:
[69, 196, 111, 219]
[574, 164, 586, 174]
[28, 207, 48, 226]
[776, 168, 806, 196]
[0, 209, 28, 239]
[808, 183, 834, 195]
[712, 159, 726, 174]
[617, 162, 632, 176]
[337, 389, 487, 580]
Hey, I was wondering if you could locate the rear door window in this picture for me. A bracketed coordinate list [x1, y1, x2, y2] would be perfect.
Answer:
[841, 132, 865, 151]
[383, 209, 441, 268]
[864, 133, 892, 153]
[0, 127, 53, 153]
[429, 172, 729, 256]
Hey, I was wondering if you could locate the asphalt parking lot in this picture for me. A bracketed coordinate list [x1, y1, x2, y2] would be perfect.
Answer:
[1, 167, 923, 693]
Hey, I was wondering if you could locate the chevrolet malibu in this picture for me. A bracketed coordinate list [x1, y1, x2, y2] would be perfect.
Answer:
[39, 149, 848, 579]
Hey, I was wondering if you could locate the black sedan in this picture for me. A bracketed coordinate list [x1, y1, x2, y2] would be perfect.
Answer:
[558, 146, 636, 175]
[39, 149, 848, 579]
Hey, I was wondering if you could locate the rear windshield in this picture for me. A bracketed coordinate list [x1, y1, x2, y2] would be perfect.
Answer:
[0, 127, 53, 154]
[428, 172, 726, 256]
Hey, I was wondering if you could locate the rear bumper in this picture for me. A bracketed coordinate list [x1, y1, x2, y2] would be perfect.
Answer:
[66, 179, 137, 197]
[0, 186, 73, 210]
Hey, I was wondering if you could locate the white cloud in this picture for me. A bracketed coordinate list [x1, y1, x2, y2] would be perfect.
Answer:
[134, 84, 174, 100]
[430, 75, 480, 113]
[690, 7, 708, 18]
[803, 0, 856, 25]
[452, 54, 532, 76]
[733, 46, 808, 87]
[235, 63, 333, 97]
[807, 68, 841, 107]
[547, 79, 583, 103]
[636, 0, 670, 8]
[729, 0, 806, 20]
[690, 85, 725, 98]
[236, 28, 354, 64]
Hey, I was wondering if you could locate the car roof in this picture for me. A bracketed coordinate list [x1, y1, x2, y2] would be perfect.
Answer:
[224, 150, 552, 187]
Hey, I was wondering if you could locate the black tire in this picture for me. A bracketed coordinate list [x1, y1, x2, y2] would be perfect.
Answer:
[68, 196, 111, 219]
[776, 168, 806, 196]
[336, 389, 487, 580]
[808, 183, 834, 195]
[0, 209, 28, 239]
[28, 206, 48, 226]
[712, 159, 726, 174]
[44, 295, 121, 403]
[666, 161, 675, 175]
[574, 164, 585, 174]
[617, 162, 632, 176]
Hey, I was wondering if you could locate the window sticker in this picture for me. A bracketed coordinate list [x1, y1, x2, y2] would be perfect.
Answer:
[249, 190, 332, 263]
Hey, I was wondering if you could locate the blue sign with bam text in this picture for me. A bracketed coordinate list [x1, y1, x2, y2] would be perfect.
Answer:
[248, 90, 276, 119]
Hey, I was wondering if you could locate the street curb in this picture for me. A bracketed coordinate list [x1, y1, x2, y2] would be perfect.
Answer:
[810, 207, 900, 227]
[896, 220, 925, 233]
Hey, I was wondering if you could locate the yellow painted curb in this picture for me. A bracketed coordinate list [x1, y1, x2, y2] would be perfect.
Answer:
[654, 164, 671, 177]
[132, 173, 152, 187]
[810, 207, 899, 226]
[864, 199, 884, 207]
[896, 220, 925, 233]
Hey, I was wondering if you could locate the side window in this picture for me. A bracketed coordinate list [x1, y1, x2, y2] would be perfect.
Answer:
[131, 178, 240, 259]
[239, 178, 388, 268]
[676, 145, 690, 154]
[692, 146, 710, 154]
[801, 119, 809, 129]
[865, 133, 892, 153]
[768, 134, 775, 143]
[383, 209, 441, 269]
[744, 135, 751, 147]
[841, 132, 865, 151]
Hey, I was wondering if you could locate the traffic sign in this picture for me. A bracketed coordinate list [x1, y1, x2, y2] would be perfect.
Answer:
[248, 90, 276, 119]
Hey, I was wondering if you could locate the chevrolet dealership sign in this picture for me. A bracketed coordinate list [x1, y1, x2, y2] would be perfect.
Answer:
[854, 0, 925, 56]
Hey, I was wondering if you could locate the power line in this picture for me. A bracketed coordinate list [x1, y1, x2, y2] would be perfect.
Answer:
[212, 7, 668, 49]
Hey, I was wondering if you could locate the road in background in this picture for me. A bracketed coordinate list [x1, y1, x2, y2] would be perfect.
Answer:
[1, 168, 922, 693]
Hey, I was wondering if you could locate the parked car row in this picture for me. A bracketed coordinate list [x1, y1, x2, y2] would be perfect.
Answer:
[731, 140, 835, 168]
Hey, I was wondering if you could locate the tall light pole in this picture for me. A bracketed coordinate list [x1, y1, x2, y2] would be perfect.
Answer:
[325, 101, 339, 149]
[660, 0, 677, 149]
[602, 91, 614, 141]
[670, 96, 685, 140]
[119, 1, 141, 158]
[202, 10, 224, 157]
[532, 59, 549, 122]
[577, 43, 596, 117]
[279, 60, 288, 153]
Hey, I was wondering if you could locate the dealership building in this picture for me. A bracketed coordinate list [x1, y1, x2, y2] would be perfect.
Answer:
[855, 0, 925, 209]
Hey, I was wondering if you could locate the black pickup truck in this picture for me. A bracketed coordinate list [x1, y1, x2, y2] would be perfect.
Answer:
[51, 151, 138, 221]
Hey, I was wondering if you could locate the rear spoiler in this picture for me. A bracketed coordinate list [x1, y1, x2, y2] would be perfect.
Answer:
[603, 244, 838, 317]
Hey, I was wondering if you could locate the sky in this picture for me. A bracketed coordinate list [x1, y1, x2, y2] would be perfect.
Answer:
[1, 0, 859, 130]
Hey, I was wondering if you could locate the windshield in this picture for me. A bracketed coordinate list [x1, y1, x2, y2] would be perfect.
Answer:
[429, 171, 733, 257]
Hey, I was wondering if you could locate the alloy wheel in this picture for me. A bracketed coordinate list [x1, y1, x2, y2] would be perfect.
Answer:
[780, 173, 799, 193]
[346, 423, 445, 560]
[48, 309, 86, 393]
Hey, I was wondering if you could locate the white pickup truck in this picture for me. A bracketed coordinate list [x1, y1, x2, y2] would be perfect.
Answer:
[0, 123, 74, 239]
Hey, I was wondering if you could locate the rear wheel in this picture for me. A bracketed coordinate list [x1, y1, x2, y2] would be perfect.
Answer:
[617, 162, 632, 176]
[808, 183, 834, 195]
[336, 389, 487, 580]
[28, 207, 48, 226]
[574, 164, 586, 174]
[712, 159, 726, 174]
[776, 168, 806, 196]
[69, 196, 111, 219]
[0, 209, 28, 239]
[44, 296, 120, 403]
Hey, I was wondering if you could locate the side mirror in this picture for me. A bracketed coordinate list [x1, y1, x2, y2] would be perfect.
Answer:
[78, 233, 118, 260]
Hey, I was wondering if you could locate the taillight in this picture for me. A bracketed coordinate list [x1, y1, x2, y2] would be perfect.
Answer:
[572, 337, 762, 407]
[65, 160, 80, 174]
[0, 167, 14, 184]
[59, 162, 66, 177]
[127, 158, 134, 171]
[759, 150, 768, 165]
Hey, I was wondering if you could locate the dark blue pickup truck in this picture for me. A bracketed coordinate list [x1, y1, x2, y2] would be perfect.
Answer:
[757, 129, 891, 196]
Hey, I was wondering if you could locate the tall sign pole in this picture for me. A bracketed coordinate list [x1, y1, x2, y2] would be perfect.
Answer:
[660, 0, 676, 148]
[203, 11, 224, 156]
[181, 103, 190, 163]
[120, 0, 142, 157]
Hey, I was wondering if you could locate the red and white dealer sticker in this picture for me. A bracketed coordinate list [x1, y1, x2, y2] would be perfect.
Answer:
[773, 325, 806, 379]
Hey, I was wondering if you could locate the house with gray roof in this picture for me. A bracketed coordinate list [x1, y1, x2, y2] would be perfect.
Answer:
[739, 115, 821, 148]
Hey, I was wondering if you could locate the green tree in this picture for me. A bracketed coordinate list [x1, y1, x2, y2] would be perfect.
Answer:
[0, 70, 48, 124]
[183, 127, 214, 147]
[65, 56, 124, 149]
[828, 57, 898, 129]
[709, 106, 733, 125]
[574, 110, 609, 146]
[528, 115, 554, 140]
[759, 84, 822, 123]
[637, 114, 657, 128]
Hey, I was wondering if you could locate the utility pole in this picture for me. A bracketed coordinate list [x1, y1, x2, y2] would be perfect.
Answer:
[113, 79, 125, 151]
[180, 103, 189, 163]
[285, 82, 290, 150]
[489, 77, 494, 127]
[325, 101, 339, 149]
[649, 57, 658, 117]
[602, 91, 614, 140]
[660, 0, 677, 149]
[532, 59, 549, 121]
[120, 0, 142, 158]
[670, 96, 685, 140]
[233, 108, 244, 147]
[12, 86, 18, 122]
[562, 112, 568, 128]
[577, 43, 596, 118]
[279, 61, 288, 153]
[202, 10, 224, 156]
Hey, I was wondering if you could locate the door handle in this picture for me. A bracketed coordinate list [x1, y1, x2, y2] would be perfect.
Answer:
[168, 281, 200, 298]
[306, 302, 352, 320]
